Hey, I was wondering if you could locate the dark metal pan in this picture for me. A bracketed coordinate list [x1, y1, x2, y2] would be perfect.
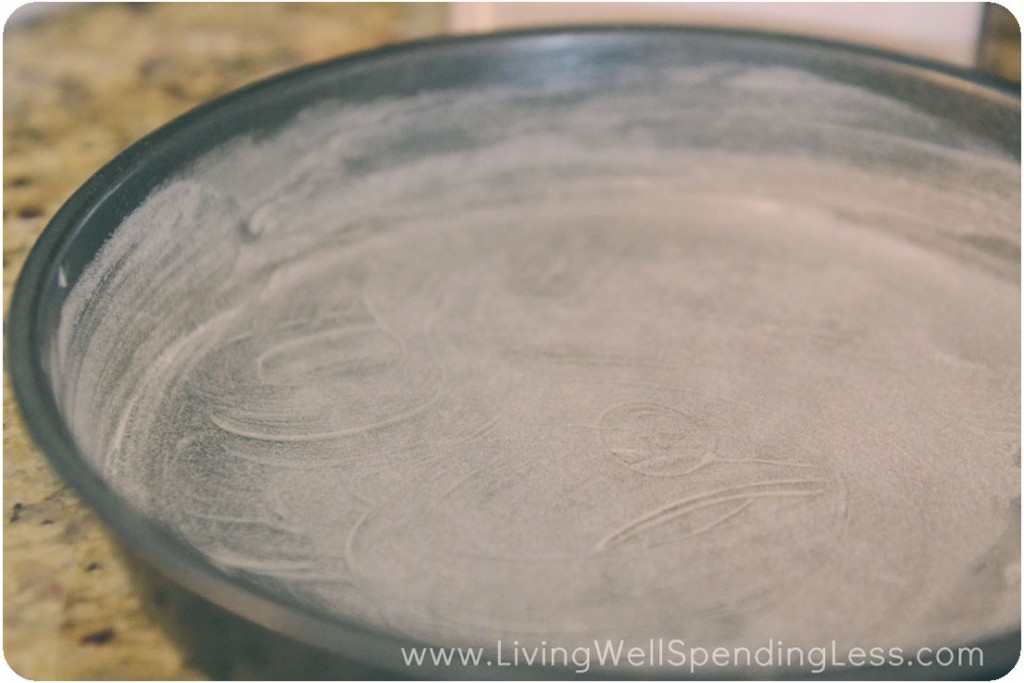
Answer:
[8, 27, 1020, 679]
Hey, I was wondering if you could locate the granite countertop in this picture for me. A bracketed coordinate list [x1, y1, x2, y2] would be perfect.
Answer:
[3, 4, 444, 678]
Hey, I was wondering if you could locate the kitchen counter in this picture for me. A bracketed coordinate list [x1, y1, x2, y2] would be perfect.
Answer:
[3, 4, 445, 678]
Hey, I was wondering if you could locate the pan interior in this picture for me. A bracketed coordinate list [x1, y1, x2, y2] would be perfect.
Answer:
[54, 54, 1019, 661]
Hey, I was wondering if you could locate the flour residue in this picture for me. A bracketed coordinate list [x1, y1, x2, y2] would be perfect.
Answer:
[56, 61, 1020, 662]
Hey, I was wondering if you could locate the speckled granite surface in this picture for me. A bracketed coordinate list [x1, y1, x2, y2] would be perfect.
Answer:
[3, 4, 444, 678]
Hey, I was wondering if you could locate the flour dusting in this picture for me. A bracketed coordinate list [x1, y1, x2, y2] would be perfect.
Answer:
[56, 61, 1020, 662]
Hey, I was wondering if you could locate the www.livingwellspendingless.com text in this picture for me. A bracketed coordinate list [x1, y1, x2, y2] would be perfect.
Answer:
[401, 638, 986, 675]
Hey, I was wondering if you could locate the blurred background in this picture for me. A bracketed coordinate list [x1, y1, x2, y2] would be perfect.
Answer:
[3, 3, 1020, 679]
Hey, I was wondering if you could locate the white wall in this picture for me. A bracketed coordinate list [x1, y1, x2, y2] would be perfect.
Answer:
[448, 3, 986, 67]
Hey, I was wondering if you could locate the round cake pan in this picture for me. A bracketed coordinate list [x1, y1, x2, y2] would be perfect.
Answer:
[8, 27, 1021, 679]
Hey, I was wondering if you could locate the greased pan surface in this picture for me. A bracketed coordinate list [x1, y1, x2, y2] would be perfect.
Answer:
[9, 28, 1021, 678]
